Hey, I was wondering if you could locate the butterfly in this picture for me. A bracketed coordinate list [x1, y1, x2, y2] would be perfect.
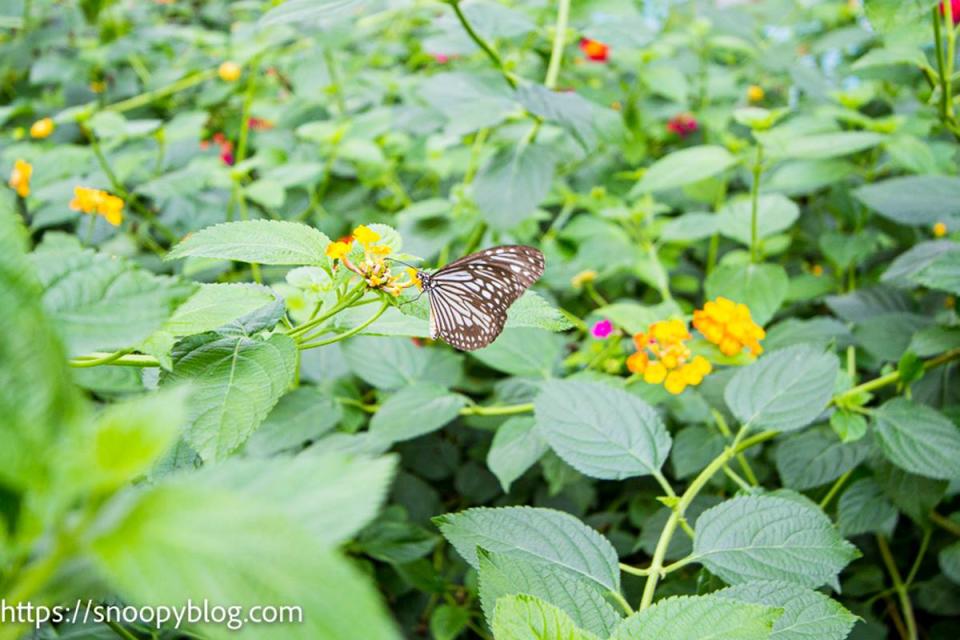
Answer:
[411, 245, 545, 351]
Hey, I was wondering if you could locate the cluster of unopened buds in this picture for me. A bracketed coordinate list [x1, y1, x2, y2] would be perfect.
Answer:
[325, 225, 417, 297]
[627, 319, 712, 395]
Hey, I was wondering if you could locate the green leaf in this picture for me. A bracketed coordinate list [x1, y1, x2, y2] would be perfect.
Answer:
[478, 550, 622, 638]
[705, 262, 788, 325]
[718, 195, 800, 246]
[167, 220, 331, 265]
[534, 380, 671, 480]
[160, 333, 298, 461]
[829, 410, 868, 443]
[716, 580, 858, 640]
[259, 0, 368, 27]
[244, 386, 343, 456]
[341, 336, 463, 390]
[873, 461, 948, 525]
[163, 283, 276, 337]
[471, 328, 563, 377]
[881, 240, 959, 285]
[420, 72, 517, 136]
[873, 398, 960, 480]
[492, 594, 600, 640]
[634, 145, 737, 194]
[610, 594, 781, 640]
[245, 179, 286, 209]
[65, 389, 187, 493]
[0, 201, 84, 490]
[775, 427, 870, 490]
[434, 506, 621, 592]
[369, 382, 467, 444]
[912, 249, 960, 295]
[671, 426, 725, 479]
[725, 346, 839, 432]
[517, 84, 615, 151]
[487, 417, 548, 492]
[506, 291, 574, 332]
[30, 244, 195, 355]
[760, 131, 885, 160]
[472, 143, 555, 230]
[854, 176, 960, 227]
[838, 478, 899, 538]
[693, 495, 859, 588]
[190, 452, 397, 546]
[88, 480, 399, 640]
[594, 300, 683, 335]
[430, 605, 471, 640]
[661, 212, 721, 242]
[940, 541, 960, 585]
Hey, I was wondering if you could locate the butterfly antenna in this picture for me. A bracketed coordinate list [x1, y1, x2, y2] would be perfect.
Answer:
[399, 290, 426, 306]
[387, 257, 419, 270]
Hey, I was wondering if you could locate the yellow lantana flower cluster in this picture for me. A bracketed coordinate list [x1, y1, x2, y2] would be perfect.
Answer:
[8, 159, 32, 197]
[693, 296, 765, 356]
[325, 225, 415, 297]
[627, 319, 712, 395]
[69, 186, 124, 226]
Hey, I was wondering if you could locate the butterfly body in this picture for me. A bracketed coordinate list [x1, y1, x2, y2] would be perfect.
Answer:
[416, 245, 545, 351]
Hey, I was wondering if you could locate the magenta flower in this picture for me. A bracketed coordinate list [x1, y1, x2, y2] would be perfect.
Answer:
[591, 319, 614, 339]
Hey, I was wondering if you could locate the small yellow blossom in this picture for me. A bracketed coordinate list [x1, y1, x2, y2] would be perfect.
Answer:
[693, 296, 765, 357]
[8, 159, 32, 198]
[628, 318, 707, 395]
[811, 264, 824, 277]
[946, 295, 956, 309]
[369, 244, 393, 257]
[90, 80, 107, 93]
[571, 270, 598, 289]
[352, 224, 380, 246]
[747, 85, 765, 102]
[30, 117, 54, 139]
[407, 268, 422, 290]
[218, 61, 242, 82]
[933, 221, 948, 237]
[69, 186, 124, 226]
[326, 241, 352, 260]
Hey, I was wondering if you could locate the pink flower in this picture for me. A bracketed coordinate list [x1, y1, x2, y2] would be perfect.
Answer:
[666, 113, 698, 137]
[431, 53, 450, 64]
[591, 319, 614, 339]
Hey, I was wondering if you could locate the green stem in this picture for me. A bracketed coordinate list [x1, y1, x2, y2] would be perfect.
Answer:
[68, 353, 161, 368]
[287, 283, 366, 339]
[832, 348, 960, 405]
[619, 562, 653, 577]
[638, 428, 778, 610]
[68, 348, 133, 368]
[905, 528, 932, 586]
[323, 48, 347, 115]
[877, 535, 917, 640]
[460, 402, 534, 416]
[106, 621, 140, 640]
[298, 300, 389, 349]
[749, 144, 764, 263]
[104, 69, 218, 114]
[930, 511, 960, 537]
[448, 0, 517, 88]
[819, 469, 852, 510]
[608, 590, 634, 616]
[543, 0, 571, 89]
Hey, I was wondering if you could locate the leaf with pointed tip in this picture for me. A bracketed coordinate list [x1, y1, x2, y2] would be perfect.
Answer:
[610, 594, 781, 640]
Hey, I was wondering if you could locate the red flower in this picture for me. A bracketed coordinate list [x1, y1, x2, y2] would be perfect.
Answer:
[248, 117, 275, 131]
[666, 113, 698, 137]
[579, 38, 609, 62]
[941, 0, 960, 23]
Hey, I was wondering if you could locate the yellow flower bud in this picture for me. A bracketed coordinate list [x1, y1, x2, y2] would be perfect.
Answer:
[30, 117, 54, 139]
[218, 61, 242, 82]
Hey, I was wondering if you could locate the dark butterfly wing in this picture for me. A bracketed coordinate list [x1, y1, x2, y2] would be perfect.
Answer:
[426, 245, 545, 351]
[441, 245, 545, 292]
